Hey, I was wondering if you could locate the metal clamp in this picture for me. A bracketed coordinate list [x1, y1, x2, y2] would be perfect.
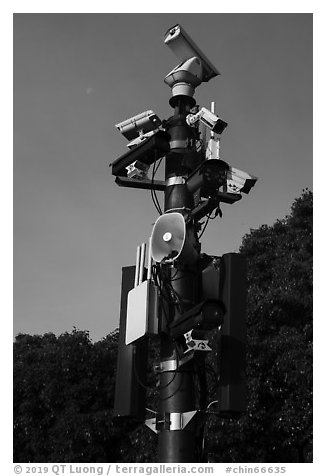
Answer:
[145, 410, 197, 433]
[158, 359, 178, 372]
[164, 206, 192, 214]
[154, 351, 195, 374]
[166, 176, 186, 186]
[169, 139, 189, 150]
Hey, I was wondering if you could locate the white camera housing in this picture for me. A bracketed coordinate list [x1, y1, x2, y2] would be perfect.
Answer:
[164, 24, 220, 83]
[116, 110, 162, 141]
[186, 107, 228, 135]
[226, 167, 257, 194]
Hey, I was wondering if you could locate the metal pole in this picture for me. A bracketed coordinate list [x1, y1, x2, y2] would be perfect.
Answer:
[158, 96, 201, 463]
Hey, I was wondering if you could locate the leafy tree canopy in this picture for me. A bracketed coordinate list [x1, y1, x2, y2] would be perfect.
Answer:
[204, 189, 312, 463]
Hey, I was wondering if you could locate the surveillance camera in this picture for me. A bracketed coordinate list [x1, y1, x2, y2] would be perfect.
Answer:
[186, 107, 228, 135]
[164, 24, 220, 83]
[115, 110, 162, 141]
[226, 166, 258, 194]
[110, 130, 170, 177]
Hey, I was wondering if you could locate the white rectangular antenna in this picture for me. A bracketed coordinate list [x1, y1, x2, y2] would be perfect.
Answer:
[125, 240, 159, 345]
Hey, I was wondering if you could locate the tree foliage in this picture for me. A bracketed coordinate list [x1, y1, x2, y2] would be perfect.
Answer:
[14, 189, 312, 462]
[13, 329, 125, 462]
[204, 189, 312, 462]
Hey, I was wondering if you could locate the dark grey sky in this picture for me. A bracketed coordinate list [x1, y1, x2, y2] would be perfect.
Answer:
[13, 13, 312, 341]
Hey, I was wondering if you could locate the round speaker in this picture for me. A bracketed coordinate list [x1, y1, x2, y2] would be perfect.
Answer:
[150, 212, 197, 264]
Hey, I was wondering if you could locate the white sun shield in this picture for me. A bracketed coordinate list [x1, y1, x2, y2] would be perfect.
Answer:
[226, 166, 258, 195]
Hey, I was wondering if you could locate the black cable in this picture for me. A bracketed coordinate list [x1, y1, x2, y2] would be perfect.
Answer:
[150, 161, 160, 214]
[158, 365, 178, 390]
[170, 268, 180, 280]
[153, 266, 174, 324]
[157, 267, 181, 302]
[155, 265, 184, 316]
[197, 200, 223, 240]
[170, 277, 183, 282]
[150, 157, 163, 215]
[153, 157, 163, 209]
[164, 281, 184, 314]
[132, 340, 180, 393]
[198, 213, 212, 239]
[150, 182, 161, 215]
[158, 372, 177, 390]
[159, 369, 185, 401]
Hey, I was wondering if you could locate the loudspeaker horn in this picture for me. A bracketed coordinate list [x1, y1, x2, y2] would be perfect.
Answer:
[150, 212, 197, 263]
